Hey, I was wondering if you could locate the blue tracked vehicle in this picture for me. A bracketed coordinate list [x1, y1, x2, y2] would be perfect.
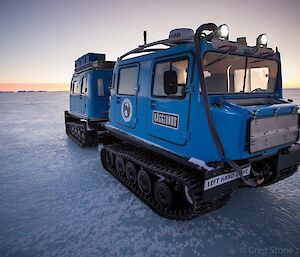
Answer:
[100, 24, 300, 220]
[65, 53, 115, 146]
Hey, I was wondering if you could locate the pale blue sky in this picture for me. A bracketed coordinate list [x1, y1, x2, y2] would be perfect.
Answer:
[0, 0, 299, 88]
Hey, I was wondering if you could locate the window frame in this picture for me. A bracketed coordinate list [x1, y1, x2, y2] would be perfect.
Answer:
[117, 64, 140, 96]
[81, 76, 87, 95]
[70, 81, 74, 93]
[151, 57, 190, 100]
[111, 73, 116, 90]
[73, 80, 81, 95]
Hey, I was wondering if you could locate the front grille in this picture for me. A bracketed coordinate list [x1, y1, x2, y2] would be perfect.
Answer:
[249, 113, 299, 153]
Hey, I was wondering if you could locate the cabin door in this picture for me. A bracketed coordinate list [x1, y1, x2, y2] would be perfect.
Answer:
[147, 55, 192, 145]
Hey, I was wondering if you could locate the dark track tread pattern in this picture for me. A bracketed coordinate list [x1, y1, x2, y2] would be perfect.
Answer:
[101, 144, 232, 220]
[66, 123, 97, 147]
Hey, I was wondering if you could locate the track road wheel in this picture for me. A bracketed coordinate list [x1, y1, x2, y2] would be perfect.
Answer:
[81, 130, 86, 141]
[137, 169, 151, 195]
[115, 156, 125, 175]
[106, 150, 114, 170]
[125, 161, 137, 184]
[184, 185, 194, 205]
[154, 181, 173, 209]
[101, 149, 113, 171]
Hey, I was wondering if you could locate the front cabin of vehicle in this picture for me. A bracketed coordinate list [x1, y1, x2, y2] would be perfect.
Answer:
[101, 23, 300, 220]
[107, 25, 299, 173]
[195, 26, 299, 162]
[195, 25, 299, 164]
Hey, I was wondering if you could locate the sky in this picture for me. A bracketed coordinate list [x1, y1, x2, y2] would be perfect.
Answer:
[0, 0, 299, 91]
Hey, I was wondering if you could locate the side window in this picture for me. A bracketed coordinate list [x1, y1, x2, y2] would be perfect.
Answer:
[153, 59, 188, 98]
[81, 76, 87, 95]
[73, 80, 81, 94]
[117, 66, 138, 96]
[97, 79, 105, 96]
[153, 62, 170, 96]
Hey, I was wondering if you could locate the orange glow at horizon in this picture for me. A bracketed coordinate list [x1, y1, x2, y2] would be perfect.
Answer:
[0, 83, 69, 92]
[0, 81, 298, 92]
[284, 82, 300, 89]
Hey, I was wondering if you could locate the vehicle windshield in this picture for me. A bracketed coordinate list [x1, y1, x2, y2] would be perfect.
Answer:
[202, 52, 278, 94]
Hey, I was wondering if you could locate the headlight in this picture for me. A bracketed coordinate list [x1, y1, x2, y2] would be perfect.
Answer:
[256, 33, 268, 47]
[214, 24, 229, 40]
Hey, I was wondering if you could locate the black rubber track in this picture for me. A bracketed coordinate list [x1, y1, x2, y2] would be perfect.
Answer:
[66, 123, 97, 147]
[100, 144, 232, 220]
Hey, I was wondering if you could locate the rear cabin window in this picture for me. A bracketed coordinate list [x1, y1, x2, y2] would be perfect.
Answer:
[73, 80, 81, 94]
[153, 59, 188, 98]
[117, 66, 138, 95]
[97, 79, 105, 96]
[81, 76, 87, 94]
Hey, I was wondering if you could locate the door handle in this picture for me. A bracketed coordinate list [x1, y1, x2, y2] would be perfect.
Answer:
[116, 96, 121, 104]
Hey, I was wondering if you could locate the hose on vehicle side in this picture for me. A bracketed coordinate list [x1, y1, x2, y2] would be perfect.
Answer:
[193, 23, 258, 187]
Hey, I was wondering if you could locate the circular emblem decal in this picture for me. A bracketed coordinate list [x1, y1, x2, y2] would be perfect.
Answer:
[121, 98, 132, 122]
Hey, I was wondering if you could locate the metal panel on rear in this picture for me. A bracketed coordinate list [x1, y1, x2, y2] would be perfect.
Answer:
[250, 114, 299, 153]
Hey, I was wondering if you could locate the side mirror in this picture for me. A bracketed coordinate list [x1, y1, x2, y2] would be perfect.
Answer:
[164, 70, 178, 95]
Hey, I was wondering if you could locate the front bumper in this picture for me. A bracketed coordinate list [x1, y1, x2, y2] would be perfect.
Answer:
[277, 143, 300, 171]
[262, 143, 300, 186]
[202, 143, 300, 198]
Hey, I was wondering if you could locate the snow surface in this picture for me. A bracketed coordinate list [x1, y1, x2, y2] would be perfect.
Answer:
[0, 91, 300, 257]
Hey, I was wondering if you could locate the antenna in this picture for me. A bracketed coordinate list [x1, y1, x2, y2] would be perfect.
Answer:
[143, 30, 147, 45]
